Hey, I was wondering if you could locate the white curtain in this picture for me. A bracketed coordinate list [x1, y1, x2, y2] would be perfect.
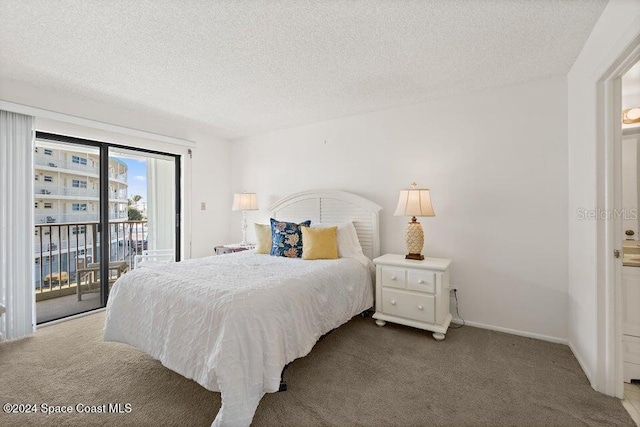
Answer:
[146, 158, 175, 253]
[0, 110, 35, 340]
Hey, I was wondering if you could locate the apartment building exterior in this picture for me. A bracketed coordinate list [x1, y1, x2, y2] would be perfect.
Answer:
[34, 141, 131, 289]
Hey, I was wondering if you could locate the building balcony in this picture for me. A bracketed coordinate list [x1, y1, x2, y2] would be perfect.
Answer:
[35, 155, 99, 176]
[108, 172, 127, 183]
[35, 185, 127, 202]
[35, 212, 129, 225]
[35, 184, 100, 199]
[35, 156, 128, 184]
[35, 213, 100, 224]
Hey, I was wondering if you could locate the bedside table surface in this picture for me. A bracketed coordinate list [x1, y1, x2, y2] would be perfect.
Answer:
[223, 243, 256, 249]
[214, 243, 255, 255]
[373, 254, 451, 271]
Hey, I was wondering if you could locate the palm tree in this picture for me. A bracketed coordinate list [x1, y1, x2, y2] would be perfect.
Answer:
[128, 194, 143, 206]
[128, 195, 144, 220]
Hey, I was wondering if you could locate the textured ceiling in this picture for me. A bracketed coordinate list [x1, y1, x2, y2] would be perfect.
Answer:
[0, 0, 608, 139]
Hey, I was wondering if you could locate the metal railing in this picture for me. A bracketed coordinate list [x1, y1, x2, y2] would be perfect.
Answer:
[35, 213, 127, 225]
[35, 213, 100, 224]
[35, 184, 127, 201]
[108, 172, 128, 182]
[34, 155, 128, 182]
[35, 184, 100, 199]
[35, 220, 148, 299]
[35, 155, 99, 175]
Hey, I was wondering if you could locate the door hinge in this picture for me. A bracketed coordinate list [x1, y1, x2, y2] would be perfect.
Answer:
[614, 249, 621, 259]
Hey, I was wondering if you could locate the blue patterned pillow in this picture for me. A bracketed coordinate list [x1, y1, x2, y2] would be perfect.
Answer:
[270, 218, 311, 258]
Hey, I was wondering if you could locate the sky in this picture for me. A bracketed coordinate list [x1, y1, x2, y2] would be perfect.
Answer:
[116, 157, 147, 203]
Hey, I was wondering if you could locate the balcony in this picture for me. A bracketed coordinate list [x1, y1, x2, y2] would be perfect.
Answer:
[34, 156, 128, 183]
[108, 171, 127, 182]
[35, 184, 100, 199]
[35, 220, 148, 324]
[35, 213, 100, 224]
[35, 155, 99, 176]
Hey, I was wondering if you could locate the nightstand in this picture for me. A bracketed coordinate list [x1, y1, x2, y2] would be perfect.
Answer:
[372, 254, 452, 340]
[214, 243, 255, 255]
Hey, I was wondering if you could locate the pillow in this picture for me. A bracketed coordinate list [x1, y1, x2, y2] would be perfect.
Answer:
[254, 223, 272, 254]
[270, 219, 311, 258]
[312, 221, 364, 258]
[301, 226, 339, 260]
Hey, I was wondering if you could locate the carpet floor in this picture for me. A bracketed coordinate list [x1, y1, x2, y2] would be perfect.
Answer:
[0, 311, 634, 427]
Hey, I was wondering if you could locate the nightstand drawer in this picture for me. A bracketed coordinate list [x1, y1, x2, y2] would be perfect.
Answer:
[380, 267, 406, 289]
[382, 288, 435, 324]
[407, 270, 436, 293]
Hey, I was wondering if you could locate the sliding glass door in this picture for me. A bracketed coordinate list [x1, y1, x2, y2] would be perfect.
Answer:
[108, 148, 179, 264]
[34, 133, 180, 324]
[34, 138, 104, 322]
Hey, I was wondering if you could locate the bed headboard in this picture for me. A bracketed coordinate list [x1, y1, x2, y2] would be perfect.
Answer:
[268, 190, 383, 259]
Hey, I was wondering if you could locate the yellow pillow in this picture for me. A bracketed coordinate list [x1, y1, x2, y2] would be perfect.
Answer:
[254, 223, 272, 254]
[301, 226, 339, 260]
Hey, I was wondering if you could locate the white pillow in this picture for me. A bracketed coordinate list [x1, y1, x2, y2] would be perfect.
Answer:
[312, 221, 363, 258]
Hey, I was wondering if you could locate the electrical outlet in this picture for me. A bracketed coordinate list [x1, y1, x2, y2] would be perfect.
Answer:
[200, 202, 206, 210]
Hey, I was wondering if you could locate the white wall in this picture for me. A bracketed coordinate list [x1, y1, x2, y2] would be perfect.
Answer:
[0, 81, 232, 259]
[231, 76, 569, 342]
[567, 0, 640, 392]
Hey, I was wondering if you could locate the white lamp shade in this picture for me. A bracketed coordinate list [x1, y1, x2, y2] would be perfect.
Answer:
[394, 188, 435, 217]
[232, 193, 258, 211]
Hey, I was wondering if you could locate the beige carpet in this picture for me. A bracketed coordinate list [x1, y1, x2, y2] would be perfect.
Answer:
[0, 312, 633, 427]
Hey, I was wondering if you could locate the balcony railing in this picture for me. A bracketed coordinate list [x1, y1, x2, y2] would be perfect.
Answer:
[35, 155, 99, 175]
[35, 213, 128, 225]
[35, 156, 127, 182]
[35, 184, 100, 199]
[35, 213, 100, 224]
[35, 220, 148, 299]
[108, 171, 127, 182]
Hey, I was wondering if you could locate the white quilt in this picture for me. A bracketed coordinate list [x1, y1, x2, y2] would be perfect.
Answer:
[103, 251, 374, 426]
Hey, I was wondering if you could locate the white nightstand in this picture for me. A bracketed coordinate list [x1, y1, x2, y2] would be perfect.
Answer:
[372, 254, 452, 340]
[214, 243, 256, 255]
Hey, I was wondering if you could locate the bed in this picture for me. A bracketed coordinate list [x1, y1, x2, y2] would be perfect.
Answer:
[103, 190, 382, 427]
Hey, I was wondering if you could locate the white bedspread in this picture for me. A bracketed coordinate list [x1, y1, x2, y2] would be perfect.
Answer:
[103, 251, 373, 427]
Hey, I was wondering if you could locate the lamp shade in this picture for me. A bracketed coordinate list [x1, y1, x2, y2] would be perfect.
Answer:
[232, 193, 258, 211]
[394, 186, 435, 217]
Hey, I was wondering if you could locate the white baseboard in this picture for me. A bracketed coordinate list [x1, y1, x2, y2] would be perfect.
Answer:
[37, 307, 106, 329]
[568, 340, 595, 387]
[451, 318, 568, 345]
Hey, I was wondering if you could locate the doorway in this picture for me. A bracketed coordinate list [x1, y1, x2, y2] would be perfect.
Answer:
[596, 37, 640, 404]
[34, 132, 181, 323]
[619, 61, 640, 412]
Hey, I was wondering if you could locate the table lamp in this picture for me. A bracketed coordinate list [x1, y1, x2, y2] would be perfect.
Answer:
[232, 193, 258, 245]
[394, 183, 435, 260]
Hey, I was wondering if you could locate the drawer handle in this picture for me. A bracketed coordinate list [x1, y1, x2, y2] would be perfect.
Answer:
[390, 300, 396, 305]
[418, 279, 425, 284]
[418, 305, 424, 310]
[390, 276, 396, 280]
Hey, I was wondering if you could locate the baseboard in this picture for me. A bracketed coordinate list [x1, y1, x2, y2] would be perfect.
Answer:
[37, 307, 106, 329]
[568, 340, 595, 387]
[450, 318, 568, 345]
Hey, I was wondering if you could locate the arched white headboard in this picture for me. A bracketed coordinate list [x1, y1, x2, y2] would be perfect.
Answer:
[268, 190, 383, 259]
